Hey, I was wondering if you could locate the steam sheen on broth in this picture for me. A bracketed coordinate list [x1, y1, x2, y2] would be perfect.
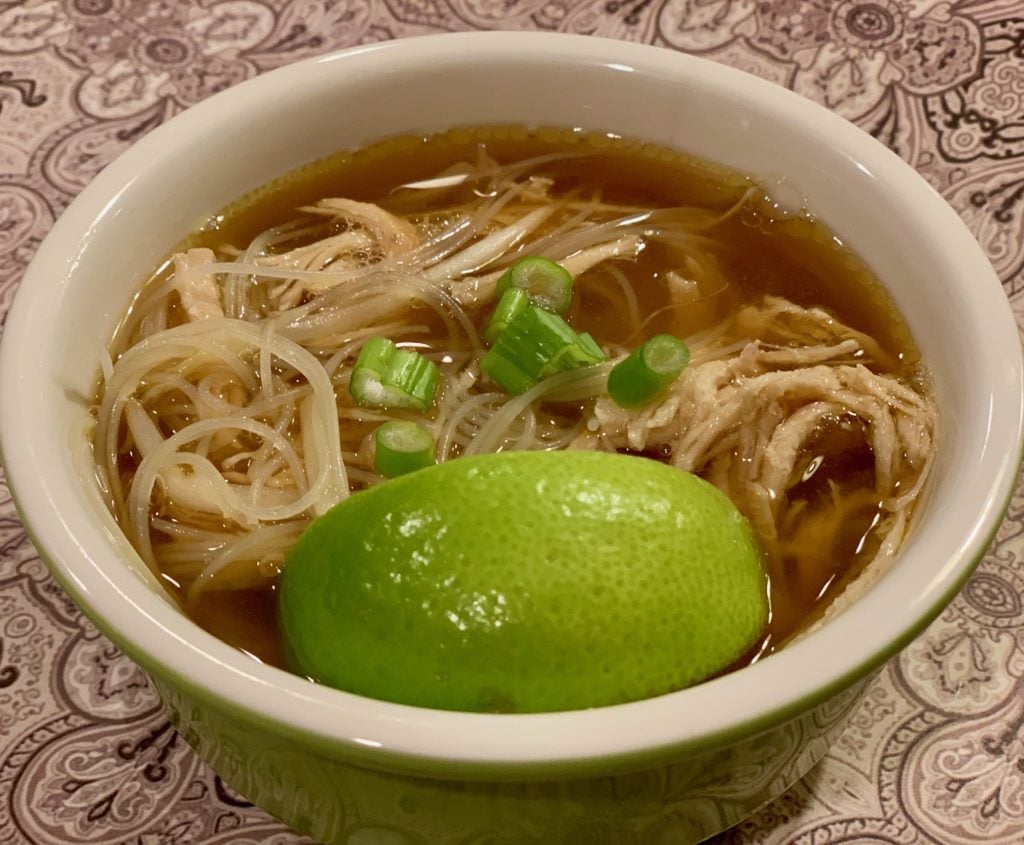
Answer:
[93, 127, 937, 683]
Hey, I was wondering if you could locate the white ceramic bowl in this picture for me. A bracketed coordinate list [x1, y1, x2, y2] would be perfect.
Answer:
[1, 32, 1022, 843]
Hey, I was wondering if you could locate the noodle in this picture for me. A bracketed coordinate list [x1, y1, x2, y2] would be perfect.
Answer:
[93, 127, 937, 670]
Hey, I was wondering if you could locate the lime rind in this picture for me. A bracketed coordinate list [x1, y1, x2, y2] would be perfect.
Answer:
[279, 451, 767, 713]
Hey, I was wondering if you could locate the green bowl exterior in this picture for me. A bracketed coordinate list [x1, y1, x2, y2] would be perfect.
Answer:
[11, 479, 1010, 840]
[151, 671, 871, 843]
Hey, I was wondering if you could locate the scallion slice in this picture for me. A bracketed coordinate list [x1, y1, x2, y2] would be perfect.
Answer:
[478, 349, 535, 396]
[571, 332, 604, 363]
[607, 334, 690, 408]
[480, 305, 605, 394]
[350, 337, 439, 412]
[483, 288, 530, 346]
[374, 421, 436, 477]
[495, 256, 574, 314]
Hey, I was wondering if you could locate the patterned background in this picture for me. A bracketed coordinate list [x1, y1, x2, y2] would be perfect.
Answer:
[1, 1, 1023, 842]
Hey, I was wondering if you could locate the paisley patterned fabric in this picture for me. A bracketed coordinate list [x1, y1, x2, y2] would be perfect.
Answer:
[1, 1, 1024, 842]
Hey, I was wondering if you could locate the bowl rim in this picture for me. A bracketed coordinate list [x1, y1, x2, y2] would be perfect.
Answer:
[2, 30, 1022, 777]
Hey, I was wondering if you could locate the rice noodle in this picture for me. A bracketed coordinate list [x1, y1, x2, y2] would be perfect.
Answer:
[423, 206, 554, 281]
[464, 364, 612, 456]
[187, 521, 305, 603]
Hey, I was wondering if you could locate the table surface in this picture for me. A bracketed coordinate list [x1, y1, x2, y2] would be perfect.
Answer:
[2, 2, 1024, 843]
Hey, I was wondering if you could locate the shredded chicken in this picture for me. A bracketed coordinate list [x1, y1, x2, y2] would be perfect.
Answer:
[588, 298, 938, 612]
[173, 248, 224, 321]
[266, 199, 421, 308]
[596, 352, 934, 524]
[665, 268, 700, 306]
[519, 175, 555, 202]
[300, 198, 419, 252]
[558, 235, 643, 279]
[734, 295, 896, 370]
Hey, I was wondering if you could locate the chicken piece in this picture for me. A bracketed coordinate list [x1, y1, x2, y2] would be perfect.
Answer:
[268, 199, 421, 309]
[589, 302, 938, 581]
[735, 295, 894, 369]
[173, 248, 224, 322]
[665, 269, 700, 306]
[301, 198, 419, 253]
[518, 176, 555, 203]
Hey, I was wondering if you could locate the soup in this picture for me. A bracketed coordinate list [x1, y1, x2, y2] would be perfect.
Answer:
[92, 126, 936, 685]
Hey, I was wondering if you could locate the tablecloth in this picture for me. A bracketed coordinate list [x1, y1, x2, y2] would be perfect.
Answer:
[1, 2, 1023, 842]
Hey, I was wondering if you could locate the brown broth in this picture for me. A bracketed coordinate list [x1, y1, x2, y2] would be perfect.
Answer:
[129, 126, 923, 676]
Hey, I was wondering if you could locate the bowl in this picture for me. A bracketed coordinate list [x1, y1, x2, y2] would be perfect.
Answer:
[1, 31, 1021, 844]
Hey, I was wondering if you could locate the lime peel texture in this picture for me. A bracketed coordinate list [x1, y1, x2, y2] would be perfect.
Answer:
[279, 451, 768, 713]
